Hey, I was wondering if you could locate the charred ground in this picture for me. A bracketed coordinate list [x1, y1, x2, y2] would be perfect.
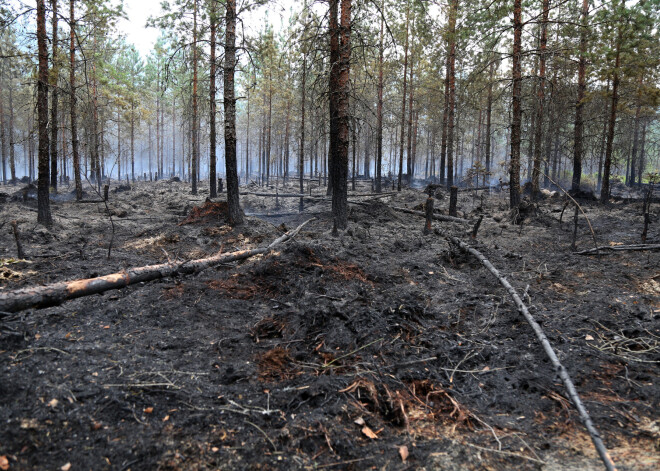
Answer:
[0, 180, 658, 470]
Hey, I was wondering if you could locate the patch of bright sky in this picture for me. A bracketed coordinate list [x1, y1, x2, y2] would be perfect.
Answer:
[117, 0, 300, 58]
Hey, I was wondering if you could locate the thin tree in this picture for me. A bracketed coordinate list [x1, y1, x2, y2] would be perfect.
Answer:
[601, 27, 621, 203]
[572, 0, 588, 192]
[37, 0, 52, 225]
[397, 1, 410, 192]
[445, 0, 457, 188]
[69, 0, 82, 199]
[509, 0, 523, 208]
[532, 0, 549, 198]
[224, 0, 243, 224]
[50, 0, 59, 191]
[191, 0, 199, 194]
[375, 0, 384, 193]
[209, 0, 218, 198]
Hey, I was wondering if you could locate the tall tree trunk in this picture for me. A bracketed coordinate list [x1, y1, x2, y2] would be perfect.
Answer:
[440, 55, 449, 185]
[191, 0, 199, 194]
[331, 0, 351, 231]
[485, 59, 494, 181]
[50, 0, 59, 191]
[406, 17, 415, 181]
[171, 97, 175, 178]
[70, 0, 81, 199]
[224, 0, 243, 225]
[509, 0, 523, 208]
[446, 0, 458, 188]
[601, 30, 621, 203]
[596, 81, 609, 192]
[375, 2, 384, 193]
[629, 75, 643, 187]
[209, 3, 217, 197]
[532, 0, 549, 198]
[0, 85, 7, 183]
[637, 119, 647, 185]
[246, 72, 250, 180]
[397, 1, 409, 192]
[299, 56, 306, 207]
[267, 68, 272, 187]
[572, 0, 588, 192]
[131, 97, 135, 181]
[117, 106, 121, 180]
[8, 82, 16, 181]
[328, 0, 340, 195]
[37, 0, 52, 225]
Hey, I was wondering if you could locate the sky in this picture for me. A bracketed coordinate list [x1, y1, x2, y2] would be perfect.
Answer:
[117, 0, 161, 57]
[116, 0, 297, 58]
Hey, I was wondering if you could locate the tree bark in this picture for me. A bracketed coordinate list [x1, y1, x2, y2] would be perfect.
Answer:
[509, 0, 523, 208]
[532, 0, 549, 198]
[224, 0, 243, 225]
[397, 2, 410, 192]
[601, 30, 621, 203]
[209, 2, 217, 198]
[629, 75, 643, 187]
[375, 3, 384, 193]
[37, 0, 52, 226]
[50, 0, 59, 191]
[331, 0, 351, 231]
[446, 0, 458, 189]
[191, 0, 199, 194]
[572, 0, 588, 192]
[328, 0, 340, 196]
[69, 0, 82, 201]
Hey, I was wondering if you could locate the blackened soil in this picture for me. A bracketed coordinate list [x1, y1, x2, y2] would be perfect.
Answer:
[0, 180, 658, 470]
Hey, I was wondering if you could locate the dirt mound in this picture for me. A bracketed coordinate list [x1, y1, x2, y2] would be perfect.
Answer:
[179, 200, 229, 225]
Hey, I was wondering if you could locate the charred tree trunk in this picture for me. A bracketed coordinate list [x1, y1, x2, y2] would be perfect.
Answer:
[629, 75, 643, 187]
[572, 0, 588, 192]
[509, 0, 523, 208]
[397, 2, 410, 192]
[224, 0, 243, 225]
[50, 0, 59, 191]
[37, 0, 52, 226]
[601, 31, 621, 203]
[209, 3, 218, 198]
[8, 82, 16, 182]
[328, 0, 340, 196]
[532, 0, 549, 198]
[375, 4, 384, 193]
[299, 57, 306, 210]
[191, 0, 199, 194]
[331, 0, 351, 231]
[445, 0, 457, 189]
[69, 0, 82, 201]
[406, 18, 415, 182]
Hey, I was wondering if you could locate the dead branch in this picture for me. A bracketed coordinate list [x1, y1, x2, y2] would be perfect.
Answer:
[541, 171, 599, 253]
[0, 219, 314, 313]
[443, 233, 617, 471]
[575, 243, 660, 255]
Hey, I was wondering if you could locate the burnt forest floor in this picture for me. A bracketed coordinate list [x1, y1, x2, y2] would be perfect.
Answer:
[0, 178, 658, 471]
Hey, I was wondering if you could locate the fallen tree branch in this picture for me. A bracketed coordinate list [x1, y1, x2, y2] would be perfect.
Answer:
[575, 243, 660, 255]
[0, 219, 314, 313]
[443, 233, 617, 471]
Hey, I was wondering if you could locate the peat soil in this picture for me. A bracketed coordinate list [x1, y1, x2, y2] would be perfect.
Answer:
[0, 179, 658, 470]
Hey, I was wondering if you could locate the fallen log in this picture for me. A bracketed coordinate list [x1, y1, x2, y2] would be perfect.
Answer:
[0, 219, 313, 313]
[444, 233, 616, 471]
[575, 243, 660, 255]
